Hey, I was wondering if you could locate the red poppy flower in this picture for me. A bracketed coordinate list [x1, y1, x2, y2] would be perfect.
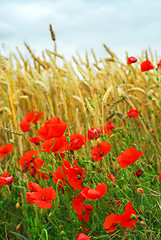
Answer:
[108, 174, 116, 183]
[68, 134, 86, 151]
[19, 111, 43, 132]
[159, 172, 161, 181]
[0, 143, 14, 158]
[37, 117, 68, 141]
[127, 56, 137, 65]
[19, 119, 30, 132]
[151, 128, 154, 133]
[117, 148, 144, 168]
[26, 186, 57, 209]
[79, 183, 107, 200]
[72, 199, 93, 222]
[115, 202, 138, 228]
[127, 108, 139, 117]
[103, 214, 118, 233]
[41, 136, 68, 153]
[76, 233, 90, 240]
[91, 141, 111, 161]
[133, 169, 143, 177]
[29, 136, 41, 146]
[19, 150, 44, 173]
[52, 160, 71, 187]
[0, 172, 14, 187]
[100, 122, 115, 135]
[27, 182, 42, 192]
[157, 60, 161, 67]
[103, 202, 137, 233]
[68, 166, 84, 190]
[87, 128, 101, 140]
[25, 111, 43, 123]
[140, 59, 154, 72]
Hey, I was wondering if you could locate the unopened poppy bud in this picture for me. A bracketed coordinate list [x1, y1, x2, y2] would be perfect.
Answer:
[35, 112, 38, 117]
[60, 231, 65, 236]
[140, 221, 146, 225]
[48, 212, 53, 218]
[131, 214, 137, 220]
[96, 139, 101, 147]
[137, 188, 143, 194]
[16, 223, 21, 230]
[133, 169, 143, 177]
[66, 136, 70, 143]
[16, 202, 20, 208]
[87, 97, 91, 102]
[32, 155, 35, 159]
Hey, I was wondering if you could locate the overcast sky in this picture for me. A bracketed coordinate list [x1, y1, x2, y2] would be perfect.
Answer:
[0, 0, 161, 63]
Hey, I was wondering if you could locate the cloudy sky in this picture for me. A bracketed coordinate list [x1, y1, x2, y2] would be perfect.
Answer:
[0, 0, 161, 63]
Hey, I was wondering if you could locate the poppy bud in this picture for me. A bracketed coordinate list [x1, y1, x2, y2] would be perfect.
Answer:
[87, 97, 91, 102]
[131, 214, 137, 220]
[137, 188, 143, 194]
[96, 139, 101, 147]
[133, 169, 143, 177]
[16, 202, 20, 208]
[66, 136, 70, 143]
[140, 221, 146, 226]
[48, 212, 53, 218]
[16, 223, 21, 230]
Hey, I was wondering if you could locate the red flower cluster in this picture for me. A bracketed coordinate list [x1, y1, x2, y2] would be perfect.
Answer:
[19, 150, 46, 178]
[0, 172, 14, 187]
[103, 202, 138, 233]
[117, 148, 144, 168]
[0, 143, 14, 158]
[26, 182, 57, 209]
[52, 160, 84, 190]
[19, 111, 43, 132]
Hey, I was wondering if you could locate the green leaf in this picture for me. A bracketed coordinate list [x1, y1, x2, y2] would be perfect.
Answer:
[10, 232, 29, 240]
